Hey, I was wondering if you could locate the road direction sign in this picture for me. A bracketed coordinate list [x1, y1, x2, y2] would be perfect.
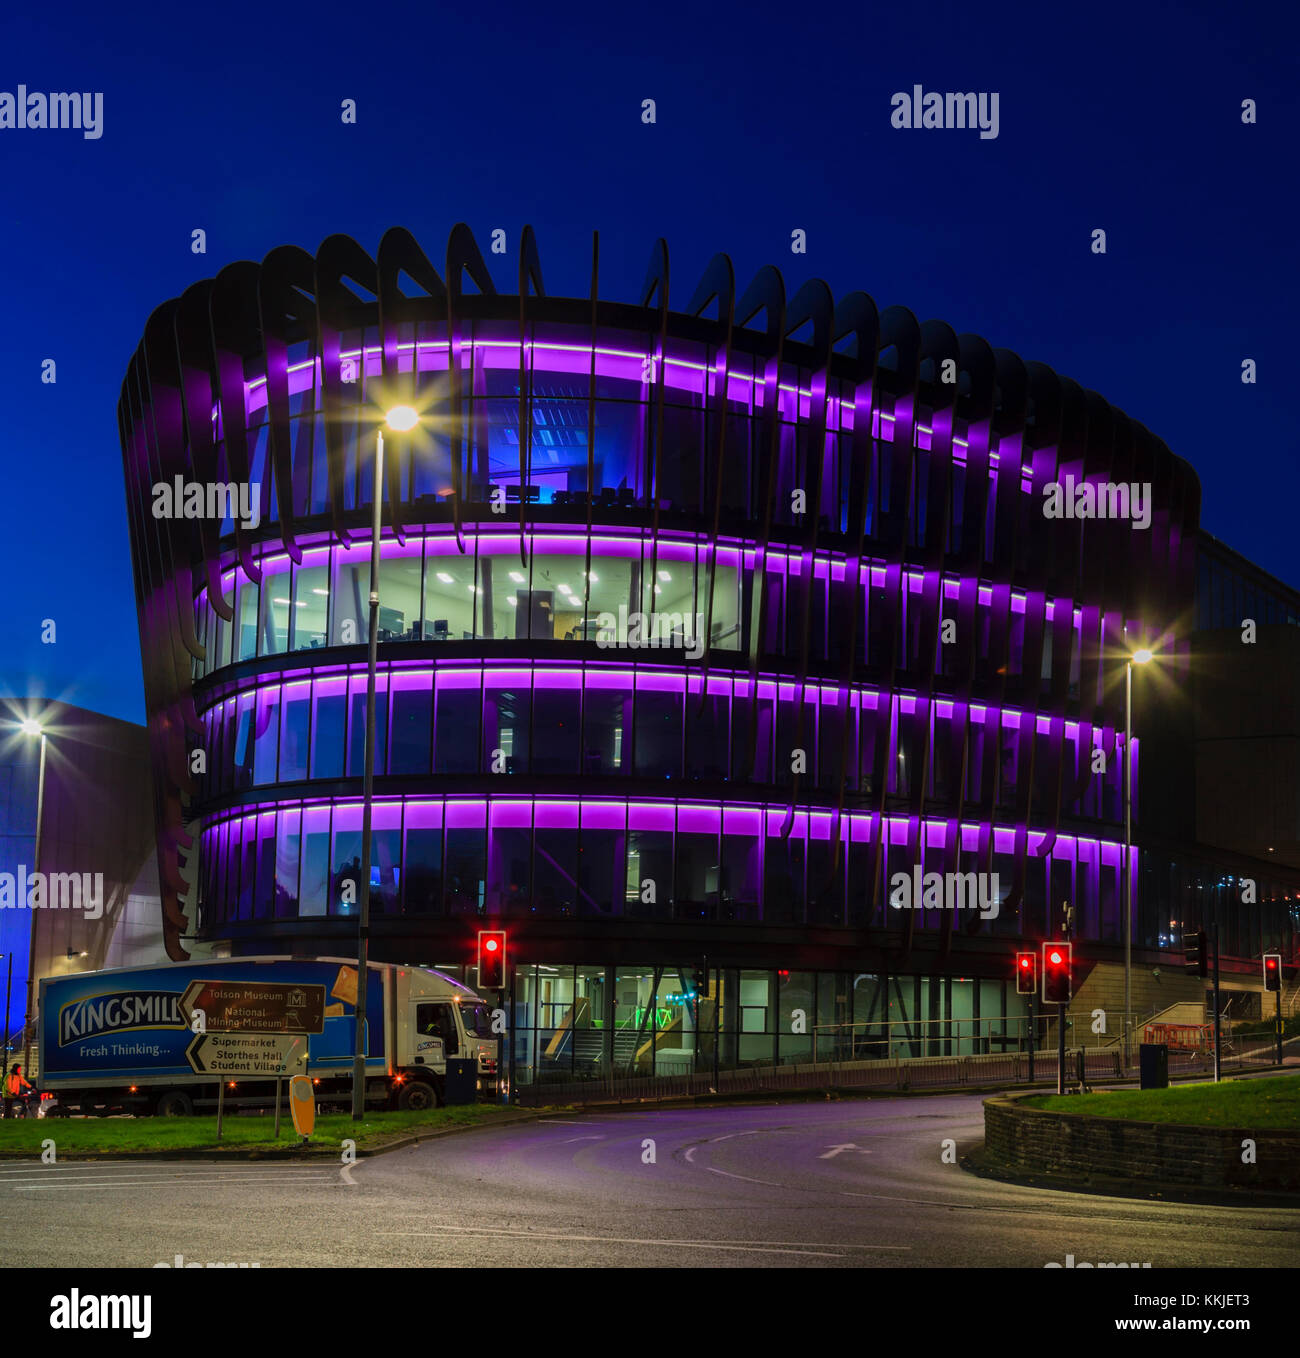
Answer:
[179, 980, 325, 1034]
[185, 1031, 307, 1077]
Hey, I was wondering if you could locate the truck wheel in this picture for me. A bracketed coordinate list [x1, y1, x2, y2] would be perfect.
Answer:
[398, 1080, 439, 1112]
[156, 1090, 194, 1117]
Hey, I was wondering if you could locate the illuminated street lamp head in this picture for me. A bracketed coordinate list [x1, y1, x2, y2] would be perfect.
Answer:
[385, 406, 419, 432]
[1132, 648, 1153, 665]
[18, 719, 42, 738]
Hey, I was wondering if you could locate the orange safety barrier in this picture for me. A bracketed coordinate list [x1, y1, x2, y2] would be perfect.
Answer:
[1142, 1022, 1210, 1051]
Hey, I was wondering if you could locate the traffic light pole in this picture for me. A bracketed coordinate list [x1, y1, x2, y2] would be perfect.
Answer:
[1057, 911, 1072, 1095]
[1056, 998, 1066, 1096]
[711, 967, 720, 1093]
[1276, 987, 1284, 1067]
[506, 965, 516, 1106]
[1211, 921, 1221, 1084]
[1028, 989, 1035, 1085]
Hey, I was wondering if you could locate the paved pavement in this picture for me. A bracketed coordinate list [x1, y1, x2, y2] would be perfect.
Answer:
[2, 1093, 1296, 1267]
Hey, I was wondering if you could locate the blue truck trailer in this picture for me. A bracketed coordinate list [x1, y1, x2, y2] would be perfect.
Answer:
[37, 956, 499, 1116]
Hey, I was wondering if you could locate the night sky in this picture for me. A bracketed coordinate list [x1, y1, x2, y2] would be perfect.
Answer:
[1, 0, 1294, 726]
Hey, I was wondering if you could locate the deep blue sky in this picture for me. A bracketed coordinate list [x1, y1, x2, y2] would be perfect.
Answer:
[1, 0, 1294, 726]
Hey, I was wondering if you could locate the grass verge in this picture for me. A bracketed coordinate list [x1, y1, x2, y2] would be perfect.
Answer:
[1022, 1073, 1299, 1129]
[0, 1104, 541, 1154]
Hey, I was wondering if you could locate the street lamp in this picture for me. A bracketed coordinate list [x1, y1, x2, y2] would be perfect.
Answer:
[352, 406, 420, 1120]
[16, 719, 47, 1082]
[1123, 648, 1152, 1069]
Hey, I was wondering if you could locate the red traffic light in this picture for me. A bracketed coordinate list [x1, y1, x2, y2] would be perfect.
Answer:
[1015, 951, 1036, 994]
[1041, 941, 1072, 1003]
[1263, 953, 1281, 993]
[477, 931, 507, 987]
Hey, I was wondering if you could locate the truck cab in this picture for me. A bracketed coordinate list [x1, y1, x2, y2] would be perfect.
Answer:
[395, 969, 500, 1107]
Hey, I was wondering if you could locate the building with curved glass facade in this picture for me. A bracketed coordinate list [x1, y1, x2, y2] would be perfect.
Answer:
[119, 224, 1297, 1087]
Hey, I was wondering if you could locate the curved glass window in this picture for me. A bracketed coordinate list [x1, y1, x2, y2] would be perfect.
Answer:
[194, 531, 1112, 700]
[200, 796, 1144, 942]
[196, 665, 1132, 828]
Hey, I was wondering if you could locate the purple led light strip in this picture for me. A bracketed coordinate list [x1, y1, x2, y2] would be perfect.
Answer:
[201, 791, 1126, 866]
[196, 656, 1128, 749]
[231, 339, 1004, 464]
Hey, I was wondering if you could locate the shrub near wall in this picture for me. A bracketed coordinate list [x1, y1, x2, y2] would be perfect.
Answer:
[983, 1092, 1300, 1190]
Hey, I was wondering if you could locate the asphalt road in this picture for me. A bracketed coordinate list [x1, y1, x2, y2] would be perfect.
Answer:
[2, 1093, 1297, 1268]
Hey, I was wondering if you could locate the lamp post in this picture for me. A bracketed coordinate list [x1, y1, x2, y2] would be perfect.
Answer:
[352, 405, 419, 1121]
[1123, 648, 1152, 1071]
[2, 952, 11, 1079]
[18, 719, 47, 1082]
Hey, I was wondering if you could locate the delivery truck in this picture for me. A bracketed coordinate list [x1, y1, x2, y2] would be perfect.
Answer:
[37, 956, 499, 1116]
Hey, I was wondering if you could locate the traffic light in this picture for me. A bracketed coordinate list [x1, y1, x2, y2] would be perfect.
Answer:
[1263, 953, 1281, 993]
[477, 931, 507, 988]
[1015, 951, 1036, 995]
[1041, 941, 1072, 1004]
[1184, 931, 1208, 979]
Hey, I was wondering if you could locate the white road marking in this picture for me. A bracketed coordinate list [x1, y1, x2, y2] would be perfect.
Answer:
[0, 1165, 328, 1177]
[684, 1146, 698, 1163]
[562, 1135, 605, 1143]
[820, 1144, 872, 1159]
[705, 1167, 785, 1187]
[710, 1130, 761, 1142]
[13, 1174, 336, 1191]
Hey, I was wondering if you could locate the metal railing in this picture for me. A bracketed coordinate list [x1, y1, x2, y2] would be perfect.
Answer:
[810, 1016, 1034, 1062]
[514, 1015, 1283, 1107]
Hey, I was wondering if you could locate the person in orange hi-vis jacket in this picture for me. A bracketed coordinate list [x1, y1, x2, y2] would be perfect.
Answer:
[4, 1062, 33, 1118]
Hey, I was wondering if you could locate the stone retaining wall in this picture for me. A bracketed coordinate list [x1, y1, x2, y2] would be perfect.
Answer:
[983, 1091, 1300, 1190]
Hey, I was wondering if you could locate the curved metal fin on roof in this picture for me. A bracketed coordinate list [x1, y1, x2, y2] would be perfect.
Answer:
[686, 252, 735, 324]
[378, 225, 447, 304]
[735, 264, 785, 351]
[878, 304, 922, 384]
[208, 260, 263, 583]
[519, 223, 545, 298]
[919, 318, 960, 410]
[446, 221, 497, 298]
[831, 291, 879, 384]
[261, 243, 322, 567]
[955, 332, 997, 425]
[785, 277, 834, 353]
[640, 237, 669, 311]
[992, 346, 1028, 430]
[174, 280, 230, 626]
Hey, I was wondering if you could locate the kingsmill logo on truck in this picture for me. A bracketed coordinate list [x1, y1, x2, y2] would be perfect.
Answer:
[59, 992, 185, 1045]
